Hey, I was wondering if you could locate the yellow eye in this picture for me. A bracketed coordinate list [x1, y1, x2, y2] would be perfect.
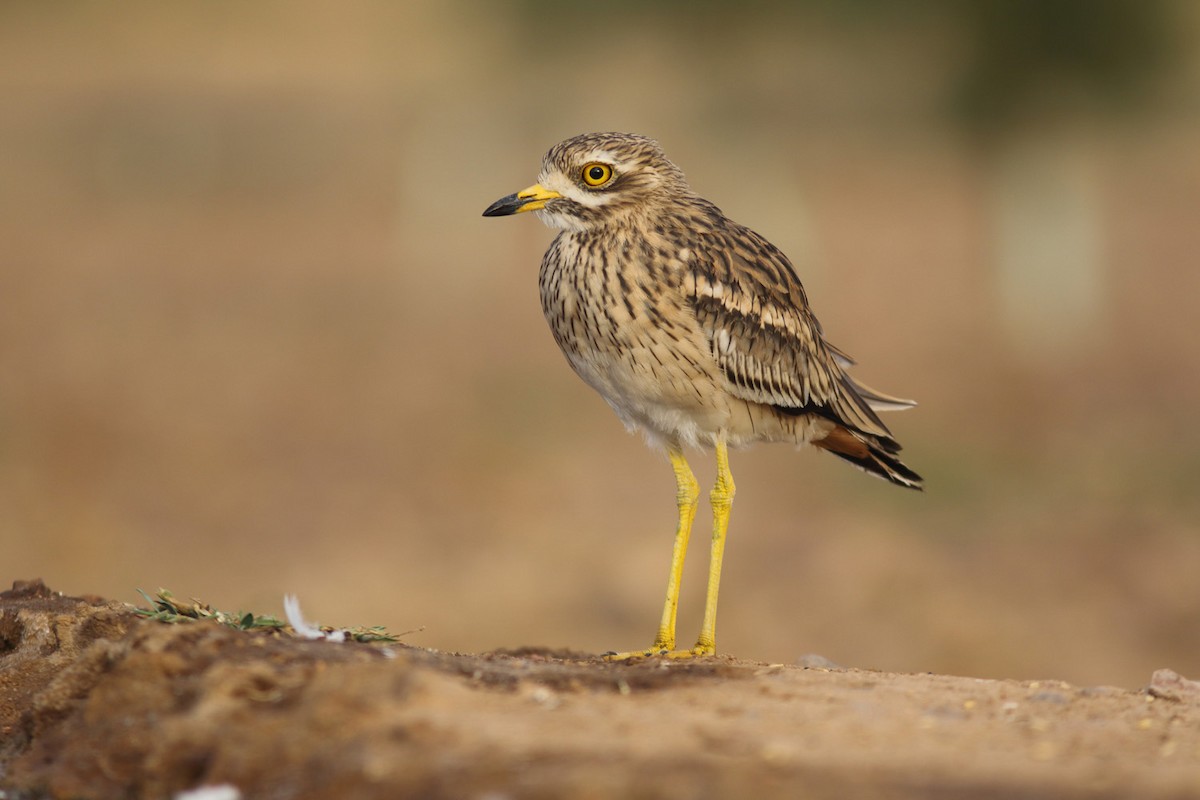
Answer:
[581, 162, 613, 187]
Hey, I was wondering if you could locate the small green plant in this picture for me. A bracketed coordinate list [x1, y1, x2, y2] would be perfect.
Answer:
[135, 588, 402, 643]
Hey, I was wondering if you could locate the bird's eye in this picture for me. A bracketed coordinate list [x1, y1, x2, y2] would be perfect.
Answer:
[581, 163, 613, 187]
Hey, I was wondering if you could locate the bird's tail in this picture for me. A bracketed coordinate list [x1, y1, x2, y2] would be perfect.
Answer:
[845, 376, 918, 413]
[814, 426, 923, 490]
[826, 345, 917, 414]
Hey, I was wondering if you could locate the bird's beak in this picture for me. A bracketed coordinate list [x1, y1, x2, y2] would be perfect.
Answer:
[482, 183, 563, 217]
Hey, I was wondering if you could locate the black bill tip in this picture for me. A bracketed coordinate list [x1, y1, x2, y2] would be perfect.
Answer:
[482, 193, 523, 217]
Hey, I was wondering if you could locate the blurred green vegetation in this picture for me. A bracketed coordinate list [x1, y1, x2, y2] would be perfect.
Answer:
[512, 0, 1180, 125]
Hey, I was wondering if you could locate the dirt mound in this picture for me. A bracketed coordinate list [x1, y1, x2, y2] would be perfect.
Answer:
[2, 580, 1198, 799]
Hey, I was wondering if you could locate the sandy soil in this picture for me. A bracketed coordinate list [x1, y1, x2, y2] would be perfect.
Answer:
[2, 580, 1198, 800]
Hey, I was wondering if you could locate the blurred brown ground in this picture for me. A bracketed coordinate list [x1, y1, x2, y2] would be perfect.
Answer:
[1, 1, 1198, 688]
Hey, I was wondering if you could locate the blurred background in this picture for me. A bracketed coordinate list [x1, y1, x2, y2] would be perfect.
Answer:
[2, 0, 1198, 688]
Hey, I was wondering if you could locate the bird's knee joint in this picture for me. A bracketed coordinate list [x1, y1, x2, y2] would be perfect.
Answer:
[676, 483, 700, 508]
[709, 487, 735, 509]
[710, 475, 735, 504]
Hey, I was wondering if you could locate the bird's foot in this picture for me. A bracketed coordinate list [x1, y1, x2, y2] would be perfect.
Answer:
[603, 645, 670, 661]
[602, 642, 715, 661]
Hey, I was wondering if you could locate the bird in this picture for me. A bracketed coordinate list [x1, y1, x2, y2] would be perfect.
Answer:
[483, 132, 921, 660]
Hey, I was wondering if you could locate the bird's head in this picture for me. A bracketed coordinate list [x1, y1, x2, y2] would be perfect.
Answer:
[482, 132, 688, 231]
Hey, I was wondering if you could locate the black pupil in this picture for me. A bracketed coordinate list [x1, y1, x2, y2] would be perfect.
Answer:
[588, 166, 606, 182]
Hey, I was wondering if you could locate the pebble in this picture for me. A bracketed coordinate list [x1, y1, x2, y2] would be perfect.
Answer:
[1149, 668, 1200, 702]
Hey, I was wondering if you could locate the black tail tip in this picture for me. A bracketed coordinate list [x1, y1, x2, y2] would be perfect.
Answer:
[826, 446, 923, 490]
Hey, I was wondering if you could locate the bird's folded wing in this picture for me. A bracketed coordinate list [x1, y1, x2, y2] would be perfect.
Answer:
[683, 223, 899, 442]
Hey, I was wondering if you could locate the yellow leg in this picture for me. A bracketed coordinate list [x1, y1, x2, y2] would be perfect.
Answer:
[605, 441, 735, 661]
[604, 446, 699, 660]
[690, 439, 735, 656]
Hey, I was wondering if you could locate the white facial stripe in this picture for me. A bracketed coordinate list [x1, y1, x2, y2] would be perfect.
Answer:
[538, 168, 611, 208]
